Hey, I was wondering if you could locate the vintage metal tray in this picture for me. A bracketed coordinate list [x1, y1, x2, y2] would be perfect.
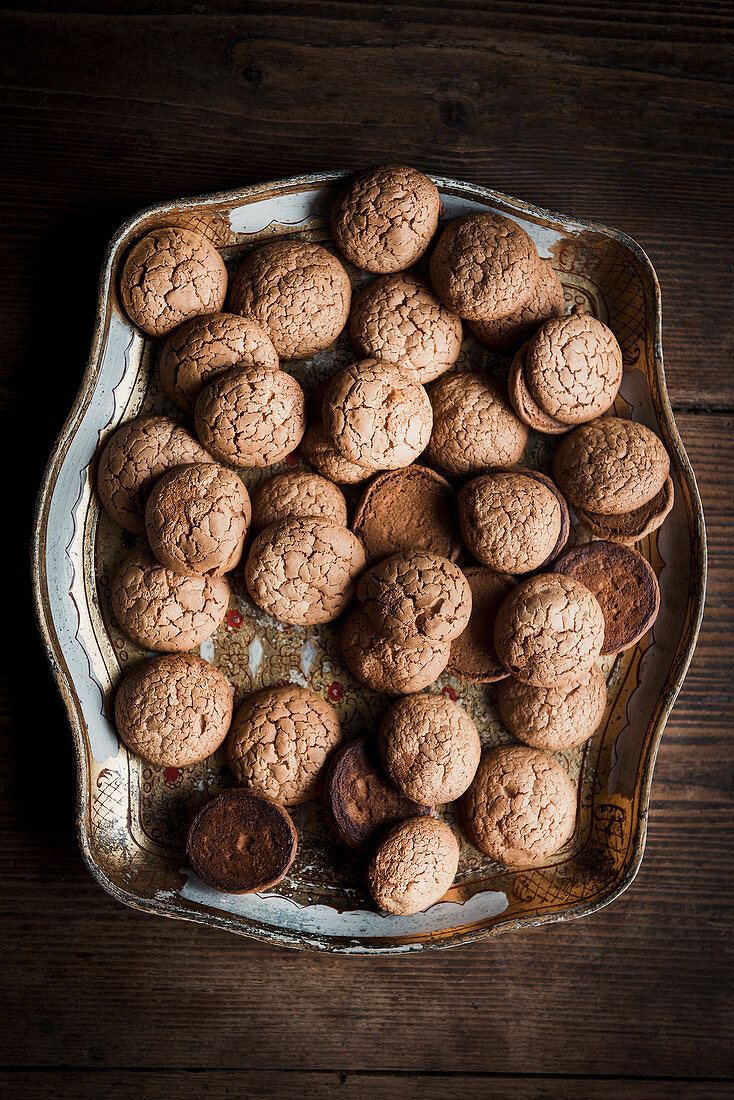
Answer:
[32, 172, 706, 953]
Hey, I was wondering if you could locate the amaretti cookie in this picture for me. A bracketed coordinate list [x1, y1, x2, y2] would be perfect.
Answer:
[331, 164, 441, 273]
[351, 466, 461, 565]
[145, 463, 250, 577]
[186, 789, 297, 893]
[325, 736, 432, 852]
[114, 653, 233, 766]
[462, 745, 576, 866]
[429, 213, 541, 322]
[194, 366, 306, 468]
[300, 424, 377, 486]
[341, 607, 450, 695]
[494, 573, 605, 686]
[575, 476, 675, 546]
[367, 816, 459, 915]
[469, 261, 565, 354]
[497, 665, 607, 751]
[458, 469, 569, 574]
[447, 567, 515, 683]
[551, 541, 660, 655]
[110, 550, 230, 652]
[525, 313, 623, 425]
[97, 415, 210, 535]
[357, 552, 472, 645]
[251, 471, 348, 533]
[380, 693, 481, 805]
[348, 273, 462, 383]
[228, 240, 351, 359]
[425, 372, 529, 478]
[322, 360, 432, 471]
[119, 226, 227, 337]
[245, 517, 366, 626]
[159, 312, 279, 414]
[509, 340, 571, 435]
[227, 685, 342, 806]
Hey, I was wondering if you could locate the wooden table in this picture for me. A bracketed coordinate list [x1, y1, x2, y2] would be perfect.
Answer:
[2, 4, 732, 1096]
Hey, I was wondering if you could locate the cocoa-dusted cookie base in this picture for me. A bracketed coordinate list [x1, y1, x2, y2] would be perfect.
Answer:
[497, 664, 607, 751]
[508, 342, 571, 435]
[577, 476, 674, 545]
[301, 424, 377, 486]
[251, 471, 348, 533]
[357, 552, 472, 645]
[526, 313, 623, 425]
[458, 469, 564, 574]
[551, 540, 661, 655]
[469, 261, 565, 354]
[186, 789, 297, 894]
[351, 466, 461, 565]
[341, 607, 450, 695]
[325, 736, 432, 853]
[367, 816, 459, 915]
[425, 372, 528, 478]
[447, 567, 515, 683]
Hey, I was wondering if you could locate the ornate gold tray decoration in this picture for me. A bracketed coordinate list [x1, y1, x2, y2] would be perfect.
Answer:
[32, 172, 706, 952]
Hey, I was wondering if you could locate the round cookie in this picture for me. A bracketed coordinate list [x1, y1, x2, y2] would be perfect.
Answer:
[458, 469, 567, 574]
[245, 517, 366, 626]
[114, 653, 233, 766]
[380, 693, 481, 805]
[493, 573, 605, 687]
[341, 607, 450, 695]
[425, 372, 528, 478]
[325, 736, 433, 852]
[348, 273, 462, 383]
[119, 226, 228, 337]
[228, 240, 351, 359]
[497, 665, 607, 751]
[447, 567, 515, 683]
[553, 417, 670, 515]
[429, 213, 541, 322]
[367, 816, 459, 915]
[159, 312, 279, 414]
[227, 685, 342, 806]
[577, 476, 674, 546]
[322, 360, 432, 471]
[357, 552, 472, 644]
[331, 165, 441, 274]
[251, 471, 348, 533]
[145, 463, 251, 577]
[551, 541, 660, 655]
[110, 549, 230, 653]
[194, 367, 306, 469]
[461, 745, 576, 865]
[526, 313, 623, 425]
[509, 340, 571, 435]
[97, 415, 211, 535]
[186, 789, 297, 893]
[469, 261, 565, 354]
[300, 424, 377, 486]
[351, 466, 461, 565]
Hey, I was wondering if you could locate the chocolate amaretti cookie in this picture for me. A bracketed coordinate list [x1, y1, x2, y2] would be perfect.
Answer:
[367, 816, 459, 915]
[425, 372, 528, 478]
[357, 552, 472, 645]
[341, 607, 451, 695]
[525, 313, 623, 425]
[469, 260, 565, 354]
[497, 665, 607, 751]
[251, 471, 348, 533]
[447, 567, 515, 684]
[351, 466, 461, 565]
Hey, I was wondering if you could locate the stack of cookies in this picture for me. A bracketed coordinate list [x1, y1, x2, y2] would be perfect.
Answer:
[97, 163, 672, 915]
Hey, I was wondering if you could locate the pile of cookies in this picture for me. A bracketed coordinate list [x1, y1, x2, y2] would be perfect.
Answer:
[98, 164, 671, 915]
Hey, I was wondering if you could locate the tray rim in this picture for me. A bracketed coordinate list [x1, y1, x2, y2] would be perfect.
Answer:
[31, 169, 707, 952]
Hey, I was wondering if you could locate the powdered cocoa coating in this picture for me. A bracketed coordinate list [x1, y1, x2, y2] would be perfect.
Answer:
[245, 517, 366, 626]
[367, 816, 459, 915]
[341, 607, 450, 695]
[194, 367, 305, 468]
[227, 685, 342, 806]
[228, 240, 351, 359]
[159, 312, 279, 414]
[497, 664, 607, 751]
[97, 415, 211, 535]
[357, 552, 472, 644]
[351, 466, 461, 565]
[458, 471, 562, 573]
[380, 693, 481, 805]
[114, 653, 233, 766]
[429, 213, 541, 322]
[527, 313, 623, 424]
[349, 273, 462, 383]
[301, 424, 377, 485]
[553, 417, 671, 515]
[508, 342, 571, 435]
[494, 573, 605, 687]
[331, 165, 441, 274]
[426, 372, 528, 478]
[469, 261, 565, 354]
[322, 360, 432, 471]
[110, 550, 230, 653]
[577, 476, 674, 545]
[447, 567, 515, 684]
[251, 471, 348, 533]
[145, 463, 250, 577]
[461, 745, 576, 865]
[119, 227, 227, 337]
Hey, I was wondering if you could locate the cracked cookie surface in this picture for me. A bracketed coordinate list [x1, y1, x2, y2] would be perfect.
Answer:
[341, 606, 450, 695]
[426, 372, 528, 478]
[300, 424, 377, 485]
[526, 313, 623, 424]
[458, 470, 563, 574]
[357, 552, 471, 644]
[351, 465, 461, 565]
[508, 341, 571, 435]
[251, 471, 348, 532]
[367, 816, 459, 915]
[497, 664, 607, 751]
[469, 261, 565, 354]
